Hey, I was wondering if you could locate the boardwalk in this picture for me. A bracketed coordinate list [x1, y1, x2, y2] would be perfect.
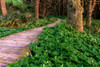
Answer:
[0, 19, 62, 67]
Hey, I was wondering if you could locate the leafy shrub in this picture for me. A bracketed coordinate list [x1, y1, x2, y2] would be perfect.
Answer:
[0, 27, 31, 38]
[91, 19, 100, 34]
[0, 15, 57, 38]
[5, 0, 23, 5]
[5, 0, 26, 9]
[48, 17, 57, 22]
[7, 21, 100, 67]
[0, 12, 33, 28]
[34, 19, 49, 27]
[83, 19, 100, 35]
[34, 19, 54, 27]
[5, 0, 34, 12]
[20, 17, 57, 28]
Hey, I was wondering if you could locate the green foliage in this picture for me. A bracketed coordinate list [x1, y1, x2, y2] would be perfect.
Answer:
[5, 0, 35, 12]
[5, 0, 23, 5]
[0, 27, 31, 38]
[83, 19, 100, 38]
[48, 17, 58, 22]
[49, 15, 67, 20]
[5, 0, 26, 9]
[0, 12, 33, 28]
[33, 17, 57, 27]
[7, 20, 100, 67]
[0, 11, 58, 28]
[91, 19, 100, 34]
[0, 15, 57, 38]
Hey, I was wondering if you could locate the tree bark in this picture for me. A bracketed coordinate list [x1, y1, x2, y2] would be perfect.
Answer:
[35, 0, 39, 20]
[58, 0, 61, 16]
[86, 0, 92, 28]
[42, 0, 46, 17]
[63, 0, 67, 15]
[0, 0, 7, 15]
[67, 0, 84, 32]
[86, 0, 96, 28]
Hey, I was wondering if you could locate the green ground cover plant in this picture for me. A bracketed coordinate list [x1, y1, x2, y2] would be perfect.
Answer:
[0, 27, 31, 38]
[7, 19, 100, 67]
[91, 19, 100, 34]
[83, 19, 100, 38]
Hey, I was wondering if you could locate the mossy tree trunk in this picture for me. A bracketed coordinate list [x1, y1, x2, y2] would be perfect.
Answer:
[67, 0, 84, 32]
[0, 0, 7, 15]
[86, 0, 96, 28]
[35, 0, 39, 20]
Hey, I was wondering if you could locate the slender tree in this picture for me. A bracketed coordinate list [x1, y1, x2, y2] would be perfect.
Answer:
[67, 0, 84, 32]
[35, 0, 39, 20]
[42, 0, 46, 17]
[63, 0, 67, 15]
[57, 0, 61, 16]
[86, 0, 96, 28]
[0, 0, 7, 15]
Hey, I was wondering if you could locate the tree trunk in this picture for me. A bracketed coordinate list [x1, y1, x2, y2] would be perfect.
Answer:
[86, 0, 96, 28]
[86, 0, 92, 28]
[42, 0, 46, 17]
[67, 0, 84, 32]
[35, 0, 39, 20]
[0, 0, 7, 15]
[58, 0, 61, 16]
[31, 0, 33, 3]
[63, 0, 67, 15]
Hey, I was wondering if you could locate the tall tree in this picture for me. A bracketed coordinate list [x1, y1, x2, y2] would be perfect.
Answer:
[63, 0, 67, 15]
[42, 0, 46, 17]
[0, 0, 7, 15]
[86, 0, 96, 28]
[67, 0, 84, 32]
[58, 0, 61, 16]
[35, 0, 39, 20]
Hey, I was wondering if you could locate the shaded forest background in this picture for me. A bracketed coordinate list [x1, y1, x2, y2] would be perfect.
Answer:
[0, 0, 99, 32]
[22, 0, 100, 19]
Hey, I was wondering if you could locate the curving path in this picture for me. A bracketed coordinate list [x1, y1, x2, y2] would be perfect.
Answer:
[0, 19, 62, 67]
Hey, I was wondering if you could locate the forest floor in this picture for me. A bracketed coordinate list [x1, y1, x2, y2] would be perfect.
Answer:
[0, 19, 62, 67]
